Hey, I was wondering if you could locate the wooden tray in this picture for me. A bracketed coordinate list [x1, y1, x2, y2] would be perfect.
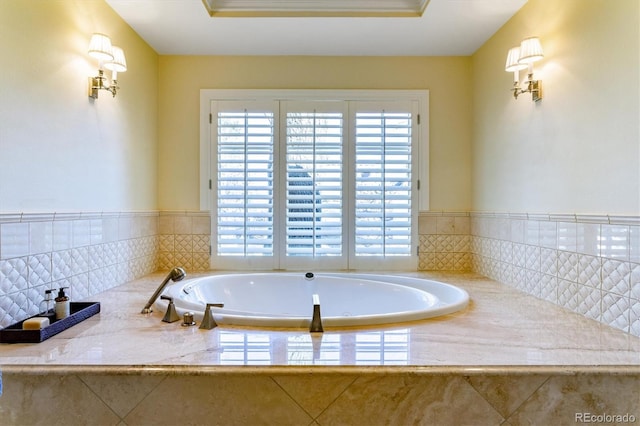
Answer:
[0, 302, 100, 343]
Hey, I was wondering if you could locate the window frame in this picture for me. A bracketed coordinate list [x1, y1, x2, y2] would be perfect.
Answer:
[200, 89, 429, 270]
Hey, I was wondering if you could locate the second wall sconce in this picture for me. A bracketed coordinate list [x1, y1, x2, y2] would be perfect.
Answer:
[505, 36, 544, 102]
[88, 33, 127, 99]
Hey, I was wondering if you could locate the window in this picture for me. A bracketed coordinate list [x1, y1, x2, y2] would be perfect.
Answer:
[202, 90, 428, 270]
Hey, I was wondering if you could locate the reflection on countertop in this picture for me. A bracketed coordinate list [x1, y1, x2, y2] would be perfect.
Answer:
[1, 271, 638, 372]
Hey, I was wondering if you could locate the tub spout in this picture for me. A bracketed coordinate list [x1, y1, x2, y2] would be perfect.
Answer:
[310, 294, 323, 333]
[141, 267, 186, 314]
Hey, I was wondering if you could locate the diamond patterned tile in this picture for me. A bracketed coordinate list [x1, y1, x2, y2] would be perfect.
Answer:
[0, 290, 28, 328]
[558, 279, 577, 310]
[575, 285, 601, 321]
[489, 239, 500, 260]
[454, 235, 470, 253]
[453, 252, 471, 271]
[52, 250, 73, 281]
[72, 247, 90, 274]
[557, 251, 578, 282]
[540, 248, 558, 276]
[525, 246, 540, 271]
[500, 262, 513, 286]
[436, 235, 454, 253]
[192, 252, 212, 271]
[601, 292, 630, 333]
[175, 235, 193, 254]
[435, 252, 455, 270]
[422, 235, 437, 253]
[89, 268, 107, 294]
[0, 257, 29, 295]
[500, 241, 513, 264]
[525, 270, 541, 297]
[513, 266, 526, 290]
[70, 273, 90, 300]
[193, 235, 210, 253]
[540, 274, 557, 303]
[174, 252, 193, 271]
[630, 263, 640, 300]
[104, 242, 119, 266]
[28, 254, 52, 287]
[601, 259, 630, 296]
[89, 244, 106, 270]
[513, 243, 526, 268]
[26, 285, 46, 316]
[578, 255, 601, 288]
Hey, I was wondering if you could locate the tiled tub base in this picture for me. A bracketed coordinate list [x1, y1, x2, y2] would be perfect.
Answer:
[1, 368, 638, 425]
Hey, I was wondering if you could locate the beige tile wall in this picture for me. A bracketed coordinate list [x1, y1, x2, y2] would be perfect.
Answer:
[3, 210, 639, 338]
[468, 213, 640, 337]
[1, 370, 637, 425]
[418, 212, 640, 337]
[0, 212, 158, 329]
[157, 211, 211, 272]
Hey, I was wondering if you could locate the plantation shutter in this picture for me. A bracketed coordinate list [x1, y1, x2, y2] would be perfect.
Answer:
[284, 104, 344, 260]
[215, 103, 276, 259]
[354, 110, 413, 257]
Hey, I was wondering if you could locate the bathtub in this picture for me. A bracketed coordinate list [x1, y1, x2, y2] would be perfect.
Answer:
[156, 273, 469, 328]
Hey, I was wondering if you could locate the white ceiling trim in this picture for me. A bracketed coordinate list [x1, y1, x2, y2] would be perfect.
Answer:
[202, 0, 430, 17]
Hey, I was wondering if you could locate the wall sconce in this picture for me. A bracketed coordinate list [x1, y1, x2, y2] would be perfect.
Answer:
[505, 36, 544, 102]
[87, 33, 127, 99]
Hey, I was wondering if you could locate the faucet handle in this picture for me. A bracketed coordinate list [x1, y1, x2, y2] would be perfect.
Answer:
[199, 302, 224, 330]
[161, 296, 180, 323]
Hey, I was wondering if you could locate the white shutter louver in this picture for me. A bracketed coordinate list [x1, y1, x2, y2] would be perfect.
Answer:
[217, 110, 275, 256]
[286, 111, 343, 256]
[355, 112, 412, 256]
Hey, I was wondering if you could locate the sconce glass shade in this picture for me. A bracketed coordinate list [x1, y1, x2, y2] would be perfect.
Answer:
[505, 47, 527, 72]
[518, 37, 544, 64]
[88, 33, 114, 61]
[104, 46, 127, 73]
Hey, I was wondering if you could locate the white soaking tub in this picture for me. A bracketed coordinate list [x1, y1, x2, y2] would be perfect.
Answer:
[155, 273, 469, 328]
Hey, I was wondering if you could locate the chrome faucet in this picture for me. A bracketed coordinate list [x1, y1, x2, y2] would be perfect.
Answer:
[141, 267, 186, 314]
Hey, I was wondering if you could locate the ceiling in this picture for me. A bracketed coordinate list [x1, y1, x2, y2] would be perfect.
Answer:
[105, 0, 528, 56]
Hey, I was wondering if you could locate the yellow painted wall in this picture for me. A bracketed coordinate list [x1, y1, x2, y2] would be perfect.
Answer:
[158, 56, 472, 211]
[471, 0, 640, 215]
[0, 0, 158, 212]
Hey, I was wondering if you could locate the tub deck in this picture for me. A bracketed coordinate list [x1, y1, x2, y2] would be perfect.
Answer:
[1, 272, 638, 425]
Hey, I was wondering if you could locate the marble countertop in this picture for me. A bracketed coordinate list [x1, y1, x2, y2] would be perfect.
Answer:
[1, 272, 639, 374]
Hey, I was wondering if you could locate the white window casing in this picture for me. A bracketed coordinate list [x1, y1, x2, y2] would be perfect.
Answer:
[201, 90, 428, 271]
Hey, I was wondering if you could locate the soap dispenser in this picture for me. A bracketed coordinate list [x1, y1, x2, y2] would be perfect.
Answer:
[55, 287, 70, 320]
[39, 289, 56, 321]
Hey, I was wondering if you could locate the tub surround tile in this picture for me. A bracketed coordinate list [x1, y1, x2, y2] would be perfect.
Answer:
[508, 375, 640, 426]
[316, 374, 503, 426]
[0, 374, 121, 425]
[273, 374, 358, 418]
[124, 375, 313, 426]
[466, 374, 549, 419]
[79, 374, 166, 419]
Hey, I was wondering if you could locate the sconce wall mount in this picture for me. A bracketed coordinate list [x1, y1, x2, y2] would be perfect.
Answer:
[505, 36, 544, 102]
[87, 33, 127, 99]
